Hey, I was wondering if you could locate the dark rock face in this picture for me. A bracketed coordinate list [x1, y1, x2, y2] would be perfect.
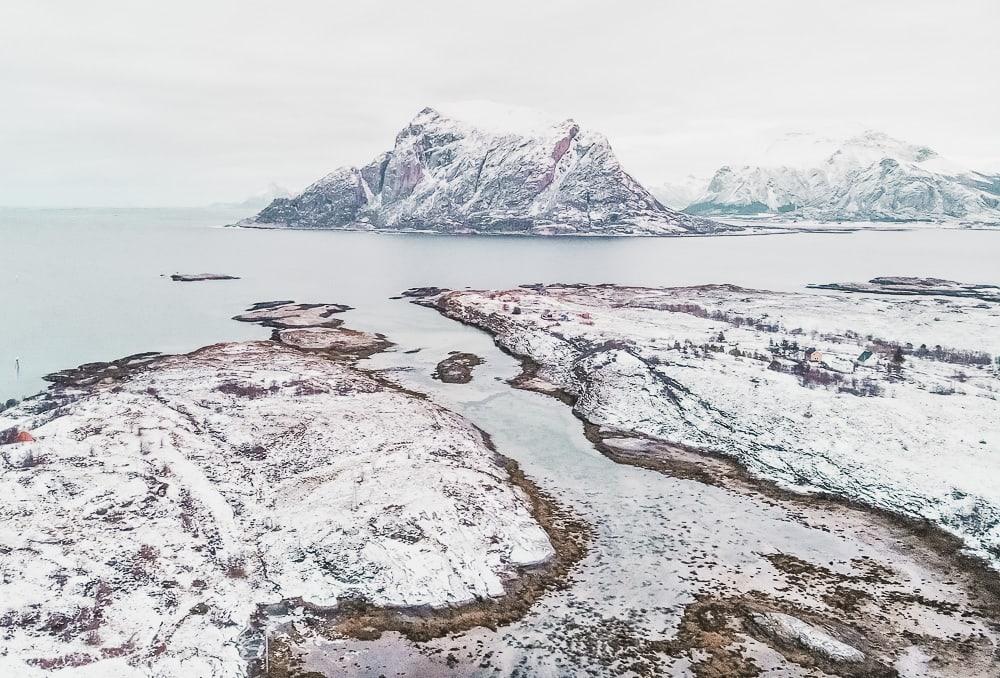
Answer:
[244, 107, 732, 236]
[432, 352, 485, 384]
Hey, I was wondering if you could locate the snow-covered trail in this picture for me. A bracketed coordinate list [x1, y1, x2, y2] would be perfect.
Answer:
[291, 301, 1000, 677]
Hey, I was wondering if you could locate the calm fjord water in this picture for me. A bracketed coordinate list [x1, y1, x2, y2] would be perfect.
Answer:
[2, 207, 998, 401]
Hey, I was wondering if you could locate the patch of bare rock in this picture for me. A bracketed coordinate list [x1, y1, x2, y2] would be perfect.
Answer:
[431, 352, 485, 384]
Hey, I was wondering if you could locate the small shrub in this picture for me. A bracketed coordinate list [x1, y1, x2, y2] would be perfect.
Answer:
[839, 378, 884, 397]
[137, 545, 158, 563]
[224, 558, 248, 579]
[215, 381, 277, 399]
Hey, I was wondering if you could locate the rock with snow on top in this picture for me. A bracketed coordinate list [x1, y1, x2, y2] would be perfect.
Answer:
[239, 107, 733, 236]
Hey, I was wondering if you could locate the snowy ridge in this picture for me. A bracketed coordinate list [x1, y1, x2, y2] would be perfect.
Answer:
[0, 340, 552, 676]
[433, 283, 1000, 567]
[240, 107, 732, 235]
[685, 131, 1000, 222]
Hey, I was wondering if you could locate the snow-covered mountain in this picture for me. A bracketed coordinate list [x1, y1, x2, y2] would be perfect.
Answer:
[685, 131, 1000, 223]
[240, 107, 730, 235]
[653, 174, 709, 210]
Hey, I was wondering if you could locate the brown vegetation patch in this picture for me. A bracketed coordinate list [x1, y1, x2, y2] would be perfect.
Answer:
[216, 381, 278, 399]
[664, 593, 900, 678]
[42, 352, 163, 388]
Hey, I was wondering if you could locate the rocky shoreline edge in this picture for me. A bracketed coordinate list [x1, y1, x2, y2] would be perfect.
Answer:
[265, 441, 590, 677]
[240, 306, 589, 675]
[0, 301, 590, 678]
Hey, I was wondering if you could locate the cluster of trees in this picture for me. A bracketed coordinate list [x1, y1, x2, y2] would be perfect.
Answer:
[656, 303, 783, 333]
[657, 337, 769, 363]
[911, 343, 992, 366]
[768, 358, 840, 387]
[768, 338, 803, 359]
[215, 381, 280, 399]
[0, 426, 22, 444]
[0, 398, 19, 413]
[870, 338, 992, 367]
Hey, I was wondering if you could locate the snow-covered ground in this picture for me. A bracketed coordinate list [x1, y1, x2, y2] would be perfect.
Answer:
[429, 283, 1000, 567]
[288, 299, 1000, 676]
[0, 331, 552, 676]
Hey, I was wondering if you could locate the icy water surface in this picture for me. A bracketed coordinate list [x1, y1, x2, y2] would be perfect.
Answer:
[2, 207, 999, 401]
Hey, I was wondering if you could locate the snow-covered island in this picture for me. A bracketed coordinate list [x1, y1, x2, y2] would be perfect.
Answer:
[417, 282, 1000, 567]
[168, 273, 241, 282]
[236, 107, 735, 236]
[0, 304, 567, 677]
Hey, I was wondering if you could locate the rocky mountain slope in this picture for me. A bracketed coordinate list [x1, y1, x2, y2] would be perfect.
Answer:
[239, 108, 731, 235]
[682, 131, 1000, 222]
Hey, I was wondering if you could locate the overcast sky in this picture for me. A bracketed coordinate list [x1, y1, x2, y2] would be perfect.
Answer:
[2, 0, 998, 207]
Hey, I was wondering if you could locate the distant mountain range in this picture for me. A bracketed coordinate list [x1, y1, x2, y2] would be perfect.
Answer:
[239, 107, 732, 235]
[661, 131, 1000, 223]
[212, 183, 292, 210]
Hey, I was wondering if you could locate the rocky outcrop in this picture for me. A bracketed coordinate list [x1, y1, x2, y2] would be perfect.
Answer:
[169, 273, 240, 282]
[240, 107, 733, 236]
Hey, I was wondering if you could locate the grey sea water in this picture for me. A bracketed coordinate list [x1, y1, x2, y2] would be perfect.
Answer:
[2, 207, 998, 402]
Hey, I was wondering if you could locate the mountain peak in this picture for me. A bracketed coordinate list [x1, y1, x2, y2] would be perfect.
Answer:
[838, 130, 938, 164]
[410, 106, 444, 124]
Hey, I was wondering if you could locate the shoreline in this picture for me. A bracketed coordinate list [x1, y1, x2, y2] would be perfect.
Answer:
[227, 221, 997, 238]
[0, 303, 590, 678]
[417, 294, 1000, 674]
[485, 322, 1000, 597]
[264, 432, 590, 677]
